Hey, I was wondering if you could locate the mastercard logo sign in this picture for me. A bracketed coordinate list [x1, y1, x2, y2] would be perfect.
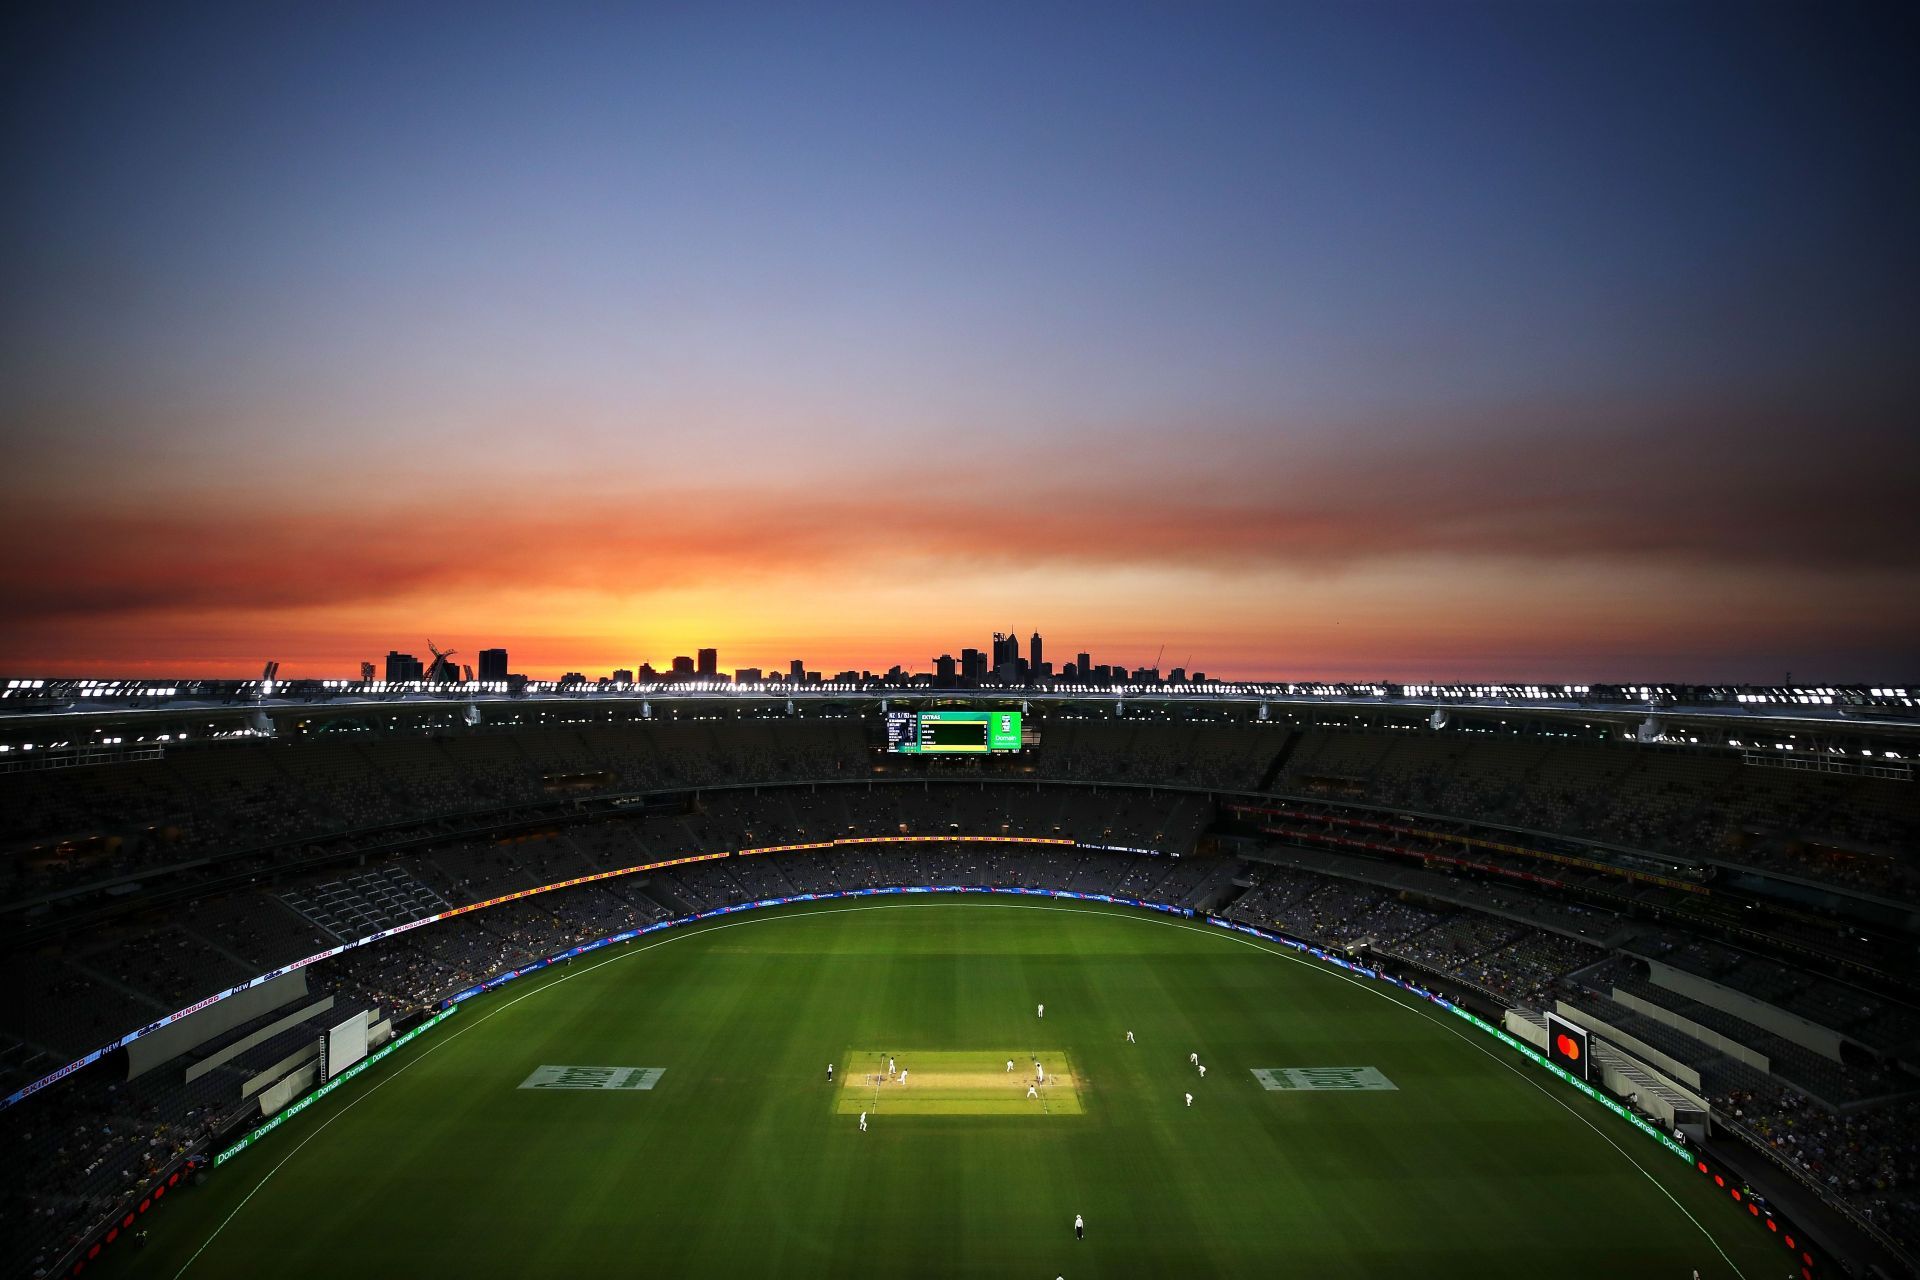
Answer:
[1554, 1033, 1581, 1061]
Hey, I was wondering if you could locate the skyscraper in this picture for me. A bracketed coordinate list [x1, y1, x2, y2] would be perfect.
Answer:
[697, 648, 717, 677]
[789, 658, 805, 682]
[1029, 631, 1043, 673]
[1076, 652, 1091, 681]
[671, 655, 695, 677]
[385, 650, 423, 682]
[934, 654, 956, 683]
[478, 648, 508, 681]
[960, 648, 985, 683]
[991, 631, 1020, 679]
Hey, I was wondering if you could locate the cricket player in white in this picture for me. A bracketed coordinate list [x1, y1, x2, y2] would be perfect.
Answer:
[888, 1056, 895, 1076]
[1189, 1052, 1198, 1066]
[859, 1112, 867, 1131]
[1027, 1083, 1038, 1099]
[1198, 1064, 1206, 1078]
[1036, 1062, 1045, 1084]
[1185, 1092, 1193, 1107]
[1126, 1030, 1134, 1043]
[1007, 1059, 1015, 1072]
[899, 1069, 908, 1086]
[1037, 1003, 1044, 1018]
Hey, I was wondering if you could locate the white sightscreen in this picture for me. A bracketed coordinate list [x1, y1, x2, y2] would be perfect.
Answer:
[325, 1010, 370, 1077]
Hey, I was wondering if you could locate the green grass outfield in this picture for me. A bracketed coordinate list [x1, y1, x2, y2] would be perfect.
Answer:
[105, 897, 1787, 1279]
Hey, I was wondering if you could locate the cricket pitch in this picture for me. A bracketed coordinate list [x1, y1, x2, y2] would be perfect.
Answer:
[837, 1048, 1084, 1116]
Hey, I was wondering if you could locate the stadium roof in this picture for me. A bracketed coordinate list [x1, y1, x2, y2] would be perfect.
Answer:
[1, 676, 1916, 744]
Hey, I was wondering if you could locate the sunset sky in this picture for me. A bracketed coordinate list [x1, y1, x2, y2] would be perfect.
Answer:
[3, 2, 1916, 682]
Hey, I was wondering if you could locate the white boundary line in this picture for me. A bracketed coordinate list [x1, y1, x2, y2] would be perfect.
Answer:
[175, 897, 1753, 1278]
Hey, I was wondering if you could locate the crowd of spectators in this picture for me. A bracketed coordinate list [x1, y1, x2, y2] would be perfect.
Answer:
[1224, 863, 1610, 1009]
[1721, 1089, 1920, 1256]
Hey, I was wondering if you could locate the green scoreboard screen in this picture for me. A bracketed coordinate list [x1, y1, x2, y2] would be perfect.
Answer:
[885, 710, 1022, 754]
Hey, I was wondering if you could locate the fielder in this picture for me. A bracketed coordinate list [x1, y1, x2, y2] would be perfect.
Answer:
[859, 1112, 868, 1131]
[899, 1069, 908, 1086]
[826, 1063, 833, 1081]
[1198, 1064, 1206, 1079]
[1007, 1059, 1015, 1073]
[889, 1056, 895, 1076]
[1185, 1092, 1193, 1107]
[1189, 1052, 1198, 1066]
[1126, 1030, 1135, 1043]
[1036, 1062, 1045, 1084]
[1038, 1003, 1045, 1018]
[1027, 1083, 1038, 1099]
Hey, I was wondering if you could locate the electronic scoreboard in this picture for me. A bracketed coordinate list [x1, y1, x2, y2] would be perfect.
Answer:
[1545, 1012, 1590, 1080]
[885, 709, 1023, 754]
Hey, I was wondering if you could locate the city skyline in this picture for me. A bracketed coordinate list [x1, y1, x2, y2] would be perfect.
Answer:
[3, 4, 1916, 683]
[362, 629, 1171, 687]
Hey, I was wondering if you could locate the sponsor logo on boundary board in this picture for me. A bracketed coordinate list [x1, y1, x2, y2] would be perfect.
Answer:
[1251, 1067, 1396, 1091]
[520, 1065, 665, 1090]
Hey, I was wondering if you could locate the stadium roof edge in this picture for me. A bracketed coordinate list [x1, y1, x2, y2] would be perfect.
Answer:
[0, 676, 1917, 734]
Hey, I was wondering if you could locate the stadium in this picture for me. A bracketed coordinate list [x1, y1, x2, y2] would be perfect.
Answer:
[4, 679, 1916, 1279]
[9, 0, 1919, 1275]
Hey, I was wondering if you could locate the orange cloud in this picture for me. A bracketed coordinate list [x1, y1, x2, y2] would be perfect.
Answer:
[2, 402, 1914, 680]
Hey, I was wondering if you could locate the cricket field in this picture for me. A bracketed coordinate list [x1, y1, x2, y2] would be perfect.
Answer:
[104, 897, 1785, 1278]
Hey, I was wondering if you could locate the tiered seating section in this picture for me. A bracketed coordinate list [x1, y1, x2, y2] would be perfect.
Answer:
[1275, 729, 1920, 895]
[5, 720, 1914, 912]
[280, 866, 450, 940]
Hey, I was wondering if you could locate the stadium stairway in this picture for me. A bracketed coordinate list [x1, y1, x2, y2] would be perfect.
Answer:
[638, 877, 703, 917]
[280, 866, 450, 941]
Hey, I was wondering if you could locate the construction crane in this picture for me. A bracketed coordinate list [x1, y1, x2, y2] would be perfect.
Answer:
[425, 640, 459, 682]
